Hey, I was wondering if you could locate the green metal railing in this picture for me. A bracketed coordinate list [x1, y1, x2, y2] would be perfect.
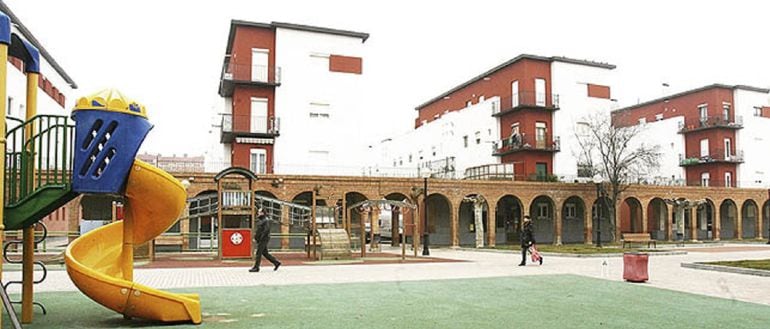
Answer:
[4, 115, 74, 206]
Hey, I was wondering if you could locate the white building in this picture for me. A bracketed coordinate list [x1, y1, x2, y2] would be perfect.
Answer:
[217, 20, 368, 175]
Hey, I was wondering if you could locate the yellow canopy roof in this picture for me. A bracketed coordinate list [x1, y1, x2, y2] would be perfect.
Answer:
[73, 89, 148, 119]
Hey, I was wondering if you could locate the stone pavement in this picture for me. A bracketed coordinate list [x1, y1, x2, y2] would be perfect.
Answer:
[5, 243, 770, 306]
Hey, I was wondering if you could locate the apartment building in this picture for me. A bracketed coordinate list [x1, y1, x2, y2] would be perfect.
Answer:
[612, 84, 770, 188]
[217, 20, 368, 175]
[375, 54, 615, 180]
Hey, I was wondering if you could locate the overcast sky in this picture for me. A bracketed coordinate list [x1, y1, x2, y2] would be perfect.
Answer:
[5, 1, 770, 157]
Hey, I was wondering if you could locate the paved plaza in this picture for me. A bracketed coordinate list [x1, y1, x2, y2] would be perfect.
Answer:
[6, 243, 770, 306]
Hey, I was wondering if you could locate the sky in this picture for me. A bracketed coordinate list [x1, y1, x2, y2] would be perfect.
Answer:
[5, 0, 770, 158]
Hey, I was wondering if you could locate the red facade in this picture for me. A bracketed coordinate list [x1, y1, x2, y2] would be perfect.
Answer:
[612, 85, 742, 187]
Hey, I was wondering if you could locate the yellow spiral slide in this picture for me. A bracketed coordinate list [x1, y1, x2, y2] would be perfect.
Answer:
[65, 159, 201, 323]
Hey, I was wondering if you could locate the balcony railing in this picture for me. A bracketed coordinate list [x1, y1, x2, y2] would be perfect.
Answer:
[222, 62, 282, 84]
[221, 114, 280, 135]
[493, 134, 560, 155]
[464, 163, 515, 180]
[679, 149, 744, 166]
[491, 91, 560, 116]
[221, 190, 251, 208]
[678, 115, 743, 133]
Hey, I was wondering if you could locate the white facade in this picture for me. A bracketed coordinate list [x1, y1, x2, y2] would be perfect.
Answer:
[371, 98, 500, 178]
[6, 25, 75, 126]
[733, 88, 770, 187]
[631, 116, 686, 184]
[550, 61, 615, 180]
[273, 28, 366, 175]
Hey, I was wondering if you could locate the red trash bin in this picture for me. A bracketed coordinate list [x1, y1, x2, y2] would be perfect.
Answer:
[623, 252, 649, 282]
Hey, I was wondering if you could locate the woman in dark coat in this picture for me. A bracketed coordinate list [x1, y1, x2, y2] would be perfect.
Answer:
[518, 216, 542, 266]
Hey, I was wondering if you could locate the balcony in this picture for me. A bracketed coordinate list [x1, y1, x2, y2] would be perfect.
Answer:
[464, 163, 515, 180]
[493, 134, 560, 156]
[679, 149, 744, 166]
[678, 115, 743, 134]
[220, 114, 280, 144]
[491, 91, 560, 117]
[218, 61, 282, 97]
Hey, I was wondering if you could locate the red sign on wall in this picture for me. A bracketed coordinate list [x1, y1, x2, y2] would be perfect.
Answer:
[222, 229, 252, 258]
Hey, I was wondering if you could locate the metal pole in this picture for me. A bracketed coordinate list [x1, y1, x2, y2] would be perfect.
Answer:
[21, 69, 39, 324]
[0, 21, 8, 325]
[422, 177, 430, 256]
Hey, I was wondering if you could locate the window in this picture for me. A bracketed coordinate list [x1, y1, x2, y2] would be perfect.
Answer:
[399, 157, 403, 165]
[655, 113, 663, 121]
[249, 149, 267, 174]
[536, 122, 547, 148]
[479, 95, 485, 102]
[6, 97, 12, 116]
[577, 163, 593, 178]
[698, 104, 708, 120]
[755, 106, 763, 117]
[638, 117, 646, 124]
[535, 78, 546, 106]
[700, 139, 709, 157]
[408, 154, 412, 163]
[431, 146, 436, 157]
[463, 136, 468, 148]
[511, 80, 519, 107]
[724, 138, 731, 160]
[466, 100, 472, 107]
[725, 172, 732, 188]
[537, 203, 549, 218]
[565, 203, 576, 219]
[722, 103, 731, 121]
[418, 150, 423, 160]
[701, 172, 710, 187]
[475, 131, 481, 144]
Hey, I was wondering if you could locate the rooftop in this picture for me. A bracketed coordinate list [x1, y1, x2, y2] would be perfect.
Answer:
[415, 54, 615, 111]
[613, 83, 770, 114]
[224, 20, 369, 55]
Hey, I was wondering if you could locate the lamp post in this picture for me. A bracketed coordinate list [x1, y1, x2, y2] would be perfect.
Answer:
[422, 173, 430, 256]
[593, 174, 604, 248]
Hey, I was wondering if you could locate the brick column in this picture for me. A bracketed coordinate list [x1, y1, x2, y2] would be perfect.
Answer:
[585, 200, 593, 244]
[714, 204, 721, 241]
[487, 203, 496, 248]
[553, 205, 562, 245]
[641, 201, 648, 233]
[281, 204, 290, 249]
[689, 207, 698, 242]
[736, 204, 743, 240]
[450, 201, 459, 247]
[665, 206, 673, 241]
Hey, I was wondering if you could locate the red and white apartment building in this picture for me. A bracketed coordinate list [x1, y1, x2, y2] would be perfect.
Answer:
[374, 54, 615, 180]
[1, 3, 78, 233]
[217, 20, 368, 175]
[612, 84, 770, 188]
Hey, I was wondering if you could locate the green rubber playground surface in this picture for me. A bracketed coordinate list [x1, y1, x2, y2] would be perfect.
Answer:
[8, 275, 770, 329]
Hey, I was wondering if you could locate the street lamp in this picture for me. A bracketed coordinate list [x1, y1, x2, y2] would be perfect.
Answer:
[421, 172, 431, 256]
[593, 174, 605, 247]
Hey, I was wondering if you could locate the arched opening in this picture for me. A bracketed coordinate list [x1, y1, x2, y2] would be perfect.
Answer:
[529, 196, 555, 244]
[495, 195, 523, 246]
[720, 199, 738, 240]
[592, 196, 612, 244]
[620, 197, 643, 233]
[741, 199, 759, 239]
[187, 190, 217, 251]
[561, 196, 586, 244]
[426, 193, 452, 246]
[459, 194, 488, 247]
[343, 192, 368, 245]
[695, 199, 716, 240]
[647, 198, 668, 240]
[385, 192, 412, 246]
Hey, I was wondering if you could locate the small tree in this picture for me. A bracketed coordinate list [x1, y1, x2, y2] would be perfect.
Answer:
[575, 114, 661, 241]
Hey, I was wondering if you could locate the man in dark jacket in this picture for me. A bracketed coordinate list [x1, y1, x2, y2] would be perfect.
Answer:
[518, 215, 542, 266]
[249, 207, 281, 272]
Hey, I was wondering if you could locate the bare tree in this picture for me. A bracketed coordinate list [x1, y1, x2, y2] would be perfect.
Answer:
[575, 113, 661, 241]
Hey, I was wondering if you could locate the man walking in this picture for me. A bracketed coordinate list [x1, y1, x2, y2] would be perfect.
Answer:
[249, 206, 281, 272]
[518, 215, 542, 266]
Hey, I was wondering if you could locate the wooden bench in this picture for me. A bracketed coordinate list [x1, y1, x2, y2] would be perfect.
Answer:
[621, 233, 656, 249]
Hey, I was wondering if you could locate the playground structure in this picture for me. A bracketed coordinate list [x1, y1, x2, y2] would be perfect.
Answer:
[0, 13, 201, 325]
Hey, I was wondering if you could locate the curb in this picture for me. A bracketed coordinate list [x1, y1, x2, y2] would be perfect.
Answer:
[681, 262, 770, 277]
[454, 248, 687, 257]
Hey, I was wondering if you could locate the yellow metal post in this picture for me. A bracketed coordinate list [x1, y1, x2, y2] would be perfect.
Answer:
[121, 204, 134, 282]
[0, 41, 9, 328]
[21, 71, 39, 324]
